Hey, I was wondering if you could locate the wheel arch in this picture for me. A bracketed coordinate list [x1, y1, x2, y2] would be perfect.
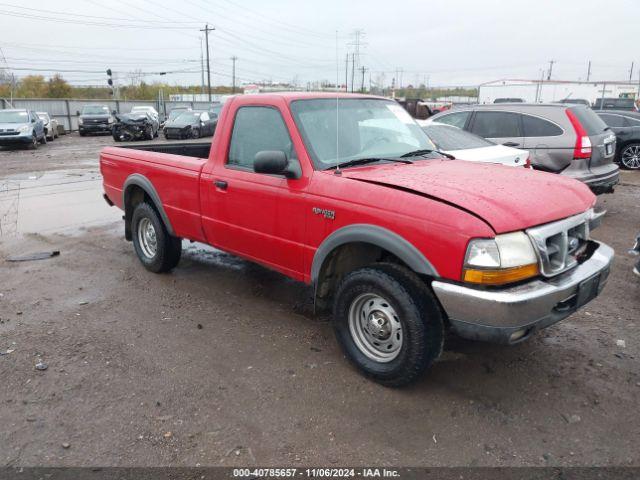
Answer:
[311, 224, 439, 309]
[122, 174, 175, 241]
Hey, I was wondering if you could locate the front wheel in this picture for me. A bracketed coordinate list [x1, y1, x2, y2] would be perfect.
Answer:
[333, 264, 444, 387]
[620, 143, 640, 170]
[191, 128, 200, 139]
[39, 133, 47, 145]
[28, 133, 38, 150]
[131, 202, 182, 273]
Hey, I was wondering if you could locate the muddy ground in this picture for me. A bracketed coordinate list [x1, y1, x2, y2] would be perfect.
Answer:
[0, 133, 639, 467]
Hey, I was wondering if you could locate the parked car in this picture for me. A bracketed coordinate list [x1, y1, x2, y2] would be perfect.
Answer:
[596, 110, 640, 169]
[100, 92, 613, 387]
[0, 109, 46, 149]
[494, 98, 524, 103]
[428, 103, 619, 193]
[417, 121, 530, 167]
[163, 110, 216, 139]
[131, 106, 160, 123]
[161, 107, 191, 129]
[593, 97, 638, 111]
[37, 112, 59, 141]
[112, 112, 159, 142]
[78, 104, 114, 136]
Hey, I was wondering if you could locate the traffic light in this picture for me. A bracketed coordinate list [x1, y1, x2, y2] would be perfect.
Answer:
[106, 69, 114, 96]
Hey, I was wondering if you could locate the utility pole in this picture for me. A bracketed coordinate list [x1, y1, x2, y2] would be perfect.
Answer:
[350, 53, 355, 93]
[230, 56, 238, 93]
[586, 60, 591, 82]
[200, 24, 215, 102]
[200, 38, 205, 95]
[344, 53, 349, 92]
[547, 60, 555, 81]
[629, 62, 634, 82]
[360, 66, 367, 92]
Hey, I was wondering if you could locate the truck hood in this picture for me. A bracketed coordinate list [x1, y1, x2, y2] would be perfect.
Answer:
[340, 159, 595, 233]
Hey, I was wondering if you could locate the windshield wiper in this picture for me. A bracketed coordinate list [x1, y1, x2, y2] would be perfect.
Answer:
[400, 149, 456, 160]
[327, 157, 413, 170]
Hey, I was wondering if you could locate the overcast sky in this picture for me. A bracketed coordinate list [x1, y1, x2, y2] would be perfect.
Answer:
[1, 0, 638, 89]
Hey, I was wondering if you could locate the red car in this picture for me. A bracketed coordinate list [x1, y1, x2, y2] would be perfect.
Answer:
[101, 93, 613, 386]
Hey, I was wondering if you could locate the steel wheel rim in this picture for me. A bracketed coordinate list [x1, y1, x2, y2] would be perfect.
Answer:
[348, 293, 403, 363]
[137, 217, 158, 258]
[32, 134, 37, 147]
[621, 145, 640, 169]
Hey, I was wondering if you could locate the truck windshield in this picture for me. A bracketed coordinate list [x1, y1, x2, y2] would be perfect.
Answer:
[290, 98, 435, 170]
[0, 110, 29, 123]
[82, 106, 109, 115]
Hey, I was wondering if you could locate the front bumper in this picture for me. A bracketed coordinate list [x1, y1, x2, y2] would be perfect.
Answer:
[432, 241, 614, 344]
[79, 124, 111, 133]
[0, 132, 33, 145]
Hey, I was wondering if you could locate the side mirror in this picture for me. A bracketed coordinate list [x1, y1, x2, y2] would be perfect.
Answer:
[76, 111, 80, 116]
[253, 151, 299, 179]
[112, 110, 117, 115]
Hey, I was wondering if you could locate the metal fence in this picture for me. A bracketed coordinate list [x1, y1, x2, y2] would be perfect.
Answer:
[0, 98, 217, 131]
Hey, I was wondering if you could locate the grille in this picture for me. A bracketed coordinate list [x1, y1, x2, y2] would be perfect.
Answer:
[526, 210, 593, 277]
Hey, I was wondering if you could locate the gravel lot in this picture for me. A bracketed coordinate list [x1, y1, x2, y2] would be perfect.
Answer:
[0, 133, 639, 467]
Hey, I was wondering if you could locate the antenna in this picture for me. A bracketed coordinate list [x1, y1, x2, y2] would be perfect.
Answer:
[335, 29, 341, 175]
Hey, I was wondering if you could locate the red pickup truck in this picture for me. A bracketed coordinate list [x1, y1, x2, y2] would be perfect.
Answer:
[101, 93, 614, 386]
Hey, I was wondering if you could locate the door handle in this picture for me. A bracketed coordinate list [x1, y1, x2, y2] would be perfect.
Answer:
[503, 142, 520, 147]
[214, 179, 228, 190]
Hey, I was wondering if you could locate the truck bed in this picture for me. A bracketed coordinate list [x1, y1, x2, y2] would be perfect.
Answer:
[119, 141, 211, 159]
[101, 143, 209, 243]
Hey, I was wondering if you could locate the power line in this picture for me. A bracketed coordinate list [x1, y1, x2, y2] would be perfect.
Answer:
[0, 2, 200, 23]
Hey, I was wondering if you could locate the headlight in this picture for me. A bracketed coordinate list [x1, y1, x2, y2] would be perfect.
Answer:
[18, 125, 31, 132]
[463, 232, 539, 285]
[78, 118, 84, 125]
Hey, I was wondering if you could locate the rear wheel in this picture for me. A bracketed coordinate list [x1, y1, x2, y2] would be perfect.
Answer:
[620, 143, 640, 170]
[333, 264, 444, 387]
[131, 202, 182, 273]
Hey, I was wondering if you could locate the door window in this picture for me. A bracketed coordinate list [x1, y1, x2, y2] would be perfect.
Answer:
[227, 107, 295, 169]
[471, 111, 520, 138]
[435, 111, 470, 129]
[522, 114, 563, 136]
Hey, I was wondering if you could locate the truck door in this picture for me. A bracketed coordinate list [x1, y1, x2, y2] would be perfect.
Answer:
[201, 104, 308, 280]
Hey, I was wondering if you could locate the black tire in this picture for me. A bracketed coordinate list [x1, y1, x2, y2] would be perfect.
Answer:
[39, 133, 47, 145]
[191, 128, 200, 139]
[79, 131, 86, 137]
[333, 264, 444, 387]
[619, 143, 640, 170]
[28, 133, 38, 150]
[131, 202, 182, 273]
[113, 135, 121, 142]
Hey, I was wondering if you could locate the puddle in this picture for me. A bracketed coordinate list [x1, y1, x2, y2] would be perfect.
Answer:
[0, 169, 122, 237]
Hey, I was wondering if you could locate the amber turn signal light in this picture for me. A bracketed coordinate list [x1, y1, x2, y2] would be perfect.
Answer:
[463, 263, 540, 286]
